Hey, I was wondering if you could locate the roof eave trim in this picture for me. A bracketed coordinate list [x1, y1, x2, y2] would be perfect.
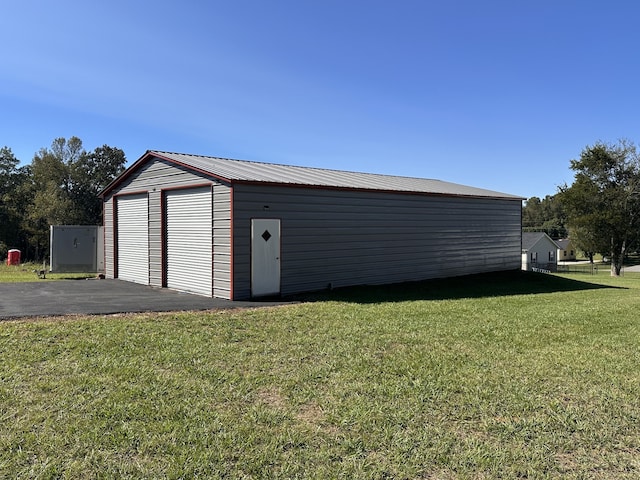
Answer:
[232, 179, 524, 200]
[99, 151, 235, 197]
[100, 150, 153, 198]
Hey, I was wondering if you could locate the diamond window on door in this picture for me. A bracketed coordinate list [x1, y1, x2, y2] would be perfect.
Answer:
[262, 230, 272, 242]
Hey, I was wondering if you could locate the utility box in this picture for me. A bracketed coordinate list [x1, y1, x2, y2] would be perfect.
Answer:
[7, 249, 20, 265]
[50, 226, 104, 273]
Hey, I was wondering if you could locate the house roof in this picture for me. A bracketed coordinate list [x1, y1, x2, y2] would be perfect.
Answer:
[555, 238, 572, 250]
[522, 232, 560, 251]
[101, 150, 524, 200]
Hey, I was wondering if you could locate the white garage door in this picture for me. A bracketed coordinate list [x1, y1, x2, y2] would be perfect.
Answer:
[116, 194, 149, 284]
[165, 187, 212, 296]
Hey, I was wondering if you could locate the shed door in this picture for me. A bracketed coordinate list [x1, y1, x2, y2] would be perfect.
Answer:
[165, 187, 212, 296]
[251, 219, 281, 297]
[116, 194, 149, 284]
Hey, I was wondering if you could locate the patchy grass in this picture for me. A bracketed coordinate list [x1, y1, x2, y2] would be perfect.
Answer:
[0, 262, 95, 282]
[1, 271, 640, 478]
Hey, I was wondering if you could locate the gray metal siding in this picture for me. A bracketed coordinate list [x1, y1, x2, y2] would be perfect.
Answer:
[104, 196, 115, 278]
[212, 184, 232, 298]
[103, 157, 232, 298]
[50, 226, 101, 273]
[148, 190, 163, 286]
[232, 184, 522, 299]
[112, 159, 214, 193]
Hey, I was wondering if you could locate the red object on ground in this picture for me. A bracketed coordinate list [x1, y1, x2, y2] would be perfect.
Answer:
[7, 249, 20, 265]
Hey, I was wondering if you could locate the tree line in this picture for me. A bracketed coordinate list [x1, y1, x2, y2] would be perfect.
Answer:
[0, 137, 126, 261]
[524, 139, 640, 276]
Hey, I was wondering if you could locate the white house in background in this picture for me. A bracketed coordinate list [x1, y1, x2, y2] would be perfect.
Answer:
[556, 238, 576, 261]
[522, 232, 560, 272]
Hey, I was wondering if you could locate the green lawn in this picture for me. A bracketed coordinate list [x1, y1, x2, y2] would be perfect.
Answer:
[0, 262, 95, 282]
[1, 271, 640, 478]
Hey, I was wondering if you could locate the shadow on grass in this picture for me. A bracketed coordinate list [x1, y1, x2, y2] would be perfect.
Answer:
[293, 270, 624, 304]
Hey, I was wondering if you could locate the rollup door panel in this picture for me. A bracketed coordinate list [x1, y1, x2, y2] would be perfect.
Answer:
[116, 194, 149, 284]
[165, 188, 213, 296]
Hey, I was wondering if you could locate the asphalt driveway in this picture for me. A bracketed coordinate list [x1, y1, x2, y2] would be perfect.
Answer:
[0, 279, 289, 320]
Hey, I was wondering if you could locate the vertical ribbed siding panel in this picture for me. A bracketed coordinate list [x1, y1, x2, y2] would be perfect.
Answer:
[232, 184, 522, 299]
[165, 187, 213, 296]
[116, 194, 149, 285]
[104, 196, 114, 278]
[112, 160, 216, 192]
[213, 183, 232, 299]
[148, 190, 162, 287]
[97, 226, 105, 272]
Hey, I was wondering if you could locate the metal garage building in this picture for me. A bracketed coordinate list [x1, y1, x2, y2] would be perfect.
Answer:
[101, 151, 523, 300]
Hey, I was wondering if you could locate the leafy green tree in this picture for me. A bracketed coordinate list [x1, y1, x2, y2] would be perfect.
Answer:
[522, 194, 567, 238]
[70, 144, 126, 224]
[522, 196, 543, 228]
[0, 147, 19, 190]
[25, 137, 127, 260]
[0, 148, 20, 231]
[568, 224, 599, 263]
[0, 147, 27, 257]
[25, 137, 84, 260]
[559, 139, 640, 276]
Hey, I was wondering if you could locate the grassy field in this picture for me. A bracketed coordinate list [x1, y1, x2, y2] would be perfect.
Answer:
[1, 270, 640, 478]
[0, 262, 96, 282]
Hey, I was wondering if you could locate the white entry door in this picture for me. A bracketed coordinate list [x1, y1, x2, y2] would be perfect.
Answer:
[251, 219, 281, 297]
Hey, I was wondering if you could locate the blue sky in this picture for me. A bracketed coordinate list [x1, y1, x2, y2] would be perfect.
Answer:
[2, 1, 639, 199]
